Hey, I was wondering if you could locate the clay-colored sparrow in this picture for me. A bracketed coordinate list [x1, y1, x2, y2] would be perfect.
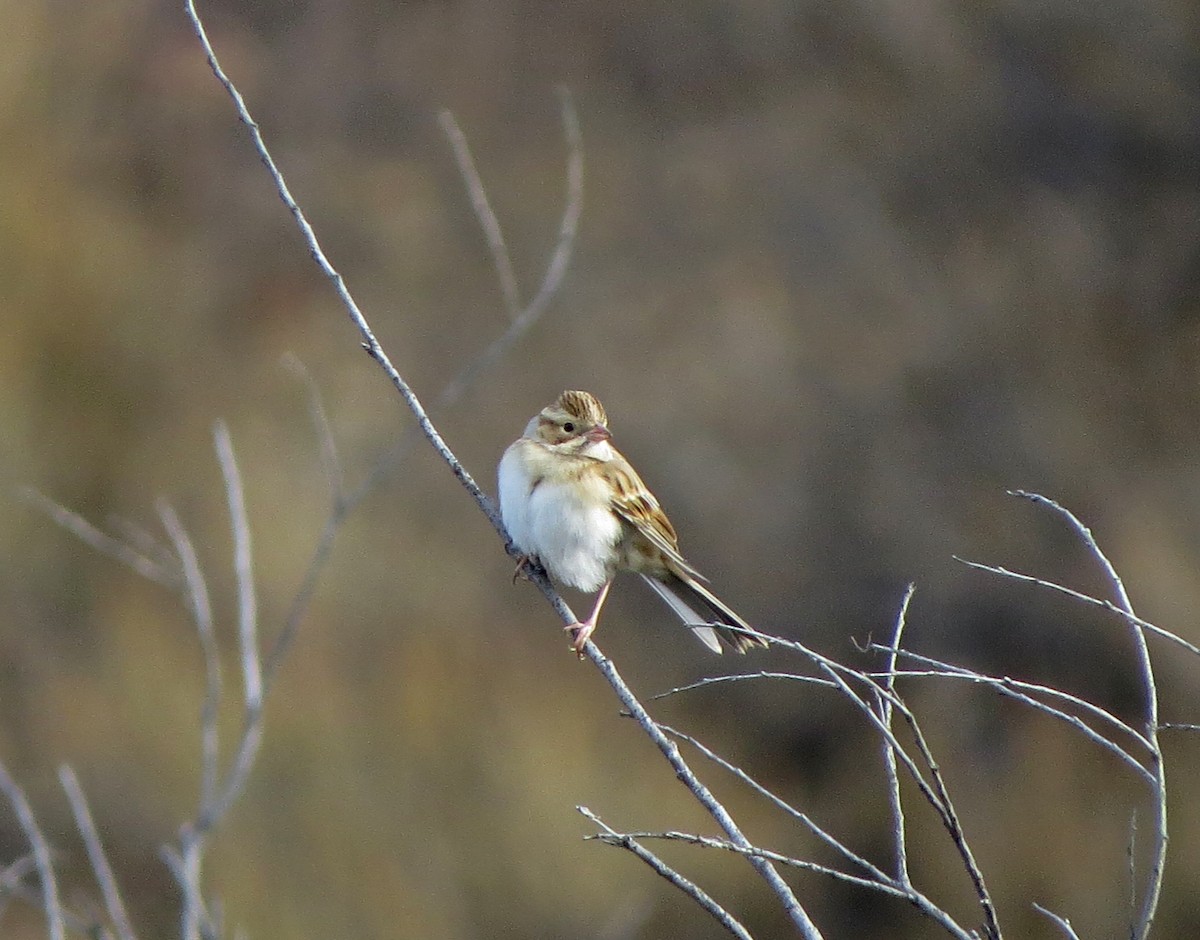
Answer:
[498, 390, 768, 654]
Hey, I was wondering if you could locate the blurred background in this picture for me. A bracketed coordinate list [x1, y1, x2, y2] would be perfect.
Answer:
[2, 0, 1200, 937]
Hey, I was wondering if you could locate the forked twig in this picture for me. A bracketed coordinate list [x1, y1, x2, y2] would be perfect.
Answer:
[18, 487, 178, 586]
[585, 646, 824, 938]
[578, 807, 754, 940]
[654, 723, 975, 940]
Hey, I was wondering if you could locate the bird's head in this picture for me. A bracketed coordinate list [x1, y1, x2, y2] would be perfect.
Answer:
[526, 390, 612, 455]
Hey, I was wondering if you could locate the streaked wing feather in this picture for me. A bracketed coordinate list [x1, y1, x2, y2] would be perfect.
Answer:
[606, 459, 707, 581]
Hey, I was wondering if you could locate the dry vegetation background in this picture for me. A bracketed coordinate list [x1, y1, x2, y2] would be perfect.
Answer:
[3, 0, 1200, 938]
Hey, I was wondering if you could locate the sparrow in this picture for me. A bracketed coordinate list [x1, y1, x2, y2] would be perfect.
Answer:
[498, 390, 768, 654]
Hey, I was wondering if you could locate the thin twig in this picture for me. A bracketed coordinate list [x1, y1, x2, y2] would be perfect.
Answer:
[956, 558, 1200, 657]
[656, 724, 891, 883]
[1007, 490, 1165, 940]
[18, 487, 177, 586]
[589, 827, 913, 896]
[584, 644, 825, 937]
[439, 111, 522, 319]
[879, 585, 915, 886]
[890, 685, 1000, 939]
[868, 656, 1153, 784]
[107, 515, 175, 574]
[157, 499, 222, 807]
[282, 353, 345, 503]
[656, 723, 977, 938]
[434, 89, 584, 409]
[872, 648, 1153, 753]
[787, 645, 1002, 938]
[195, 427, 268, 836]
[215, 421, 262, 714]
[164, 427, 267, 940]
[183, 0, 501, 535]
[58, 766, 139, 940]
[578, 807, 754, 940]
[1032, 903, 1083, 940]
[650, 672, 838, 701]
[0, 760, 65, 940]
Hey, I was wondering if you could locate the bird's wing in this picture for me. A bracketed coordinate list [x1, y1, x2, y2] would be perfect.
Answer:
[605, 454, 707, 582]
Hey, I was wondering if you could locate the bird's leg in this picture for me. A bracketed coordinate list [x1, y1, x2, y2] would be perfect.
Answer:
[511, 554, 535, 584]
[566, 579, 612, 655]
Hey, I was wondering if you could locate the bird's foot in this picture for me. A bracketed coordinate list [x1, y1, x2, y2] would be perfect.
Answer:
[512, 554, 536, 584]
[565, 620, 595, 658]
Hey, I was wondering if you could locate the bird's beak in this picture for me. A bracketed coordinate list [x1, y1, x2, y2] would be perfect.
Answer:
[586, 425, 611, 443]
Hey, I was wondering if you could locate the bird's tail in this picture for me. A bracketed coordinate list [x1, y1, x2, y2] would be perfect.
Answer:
[640, 573, 769, 654]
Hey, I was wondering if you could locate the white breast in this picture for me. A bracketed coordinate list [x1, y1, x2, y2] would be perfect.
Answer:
[498, 442, 620, 593]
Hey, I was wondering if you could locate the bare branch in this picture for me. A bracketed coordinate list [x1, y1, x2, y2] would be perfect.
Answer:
[578, 807, 755, 940]
[0, 760, 65, 940]
[749, 635, 1002, 938]
[1032, 903, 1082, 940]
[19, 487, 177, 587]
[154, 427, 266, 940]
[585, 825, 970, 939]
[657, 723, 893, 879]
[107, 515, 175, 574]
[879, 584, 915, 886]
[889, 683, 1000, 939]
[157, 499, 223, 807]
[583, 645, 825, 938]
[182, 4, 818, 934]
[439, 110, 522, 319]
[1007, 490, 1165, 939]
[282, 353, 345, 503]
[956, 557, 1200, 658]
[58, 765, 139, 940]
[182, 0, 502, 539]
[871, 655, 1154, 784]
[214, 421, 262, 714]
[432, 87, 583, 410]
[650, 671, 838, 701]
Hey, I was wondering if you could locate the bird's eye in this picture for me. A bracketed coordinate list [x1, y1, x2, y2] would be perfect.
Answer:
[563, 422, 575, 433]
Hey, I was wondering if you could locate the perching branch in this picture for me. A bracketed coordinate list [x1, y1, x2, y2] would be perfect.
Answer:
[262, 90, 582, 689]
[180, 3, 825, 936]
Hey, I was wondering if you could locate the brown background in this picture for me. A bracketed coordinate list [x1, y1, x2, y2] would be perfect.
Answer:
[3, 1, 1200, 937]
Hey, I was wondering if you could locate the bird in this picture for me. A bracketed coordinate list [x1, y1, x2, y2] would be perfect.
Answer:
[498, 389, 768, 654]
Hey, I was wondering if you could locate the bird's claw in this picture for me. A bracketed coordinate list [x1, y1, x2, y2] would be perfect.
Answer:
[512, 554, 535, 584]
[565, 621, 594, 658]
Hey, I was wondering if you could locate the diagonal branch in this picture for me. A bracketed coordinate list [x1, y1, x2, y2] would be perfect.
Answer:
[578, 806, 754, 940]
[0, 760, 65, 940]
[58, 765, 139, 940]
